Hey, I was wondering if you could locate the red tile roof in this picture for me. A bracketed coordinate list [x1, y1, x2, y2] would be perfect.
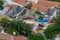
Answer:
[7, 0, 60, 13]
[0, 14, 11, 20]
[13, 35, 27, 40]
[14, 0, 26, 6]
[32, 0, 60, 13]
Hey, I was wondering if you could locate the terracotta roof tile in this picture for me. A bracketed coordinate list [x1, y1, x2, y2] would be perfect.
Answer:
[32, 0, 60, 13]
[13, 35, 27, 40]
[0, 14, 10, 20]
[14, 0, 26, 6]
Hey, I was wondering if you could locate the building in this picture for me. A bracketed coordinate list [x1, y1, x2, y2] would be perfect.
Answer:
[32, 0, 60, 13]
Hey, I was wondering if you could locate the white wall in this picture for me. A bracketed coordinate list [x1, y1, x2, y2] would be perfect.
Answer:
[50, 10, 57, 19]
[28, 0, 38, 3]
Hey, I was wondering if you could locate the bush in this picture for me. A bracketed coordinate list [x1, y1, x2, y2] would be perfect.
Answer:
[0, 18, 8, 24]
[7, 26, 18, 35]
[35, 10, 42, 15]
[38, 15, 44, 20]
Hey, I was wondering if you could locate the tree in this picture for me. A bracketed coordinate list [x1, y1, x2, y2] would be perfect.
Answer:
[54, 12, 60, 33]
[0, 0, 4, 9]
[28, 34, 45, 40]
[0, 18, 8, 26]
[44, 25, 57, 40]
[7, 26, 19, 35]
[44, 12, 60, 40]
[5, 19, 32, 36]
[55, 12, 60, 26]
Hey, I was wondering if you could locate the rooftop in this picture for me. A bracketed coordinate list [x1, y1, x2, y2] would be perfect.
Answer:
[32, 0, 60, 13]
[0, 14, 9, 19]
[0, 14, 12, 21]
[13, 0, 26, 6]
[13, 35, 27, 40]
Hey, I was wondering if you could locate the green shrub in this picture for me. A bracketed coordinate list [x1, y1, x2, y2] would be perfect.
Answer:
[38, 16, 44, 20]
[35, 10, 42, 15]
[0, 18, 8, 24]
[28, 34, 45, 40]
[44, 25, 57, 40]
[7, 26, 18, 35]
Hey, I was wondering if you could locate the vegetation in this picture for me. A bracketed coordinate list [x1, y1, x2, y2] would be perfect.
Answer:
[28, 34, 45, 40]
[55, 12, 60, 26]
[0, 18, 31, 36]
[0, 18, 8, 26]
[7, 26, 19, 35]
[0, 0, 4, 9]
[54, 12, 60, 33]
[44, 25, 57, 40]
[0, 18, 8, 24]
[38, 15, 44, 20]
[35, 10, 42, 15]
[5, 19, 32, 36]
[0, 11, 60, 40]
[35, 10, 44, 20]
[44, 12, 60, 40]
